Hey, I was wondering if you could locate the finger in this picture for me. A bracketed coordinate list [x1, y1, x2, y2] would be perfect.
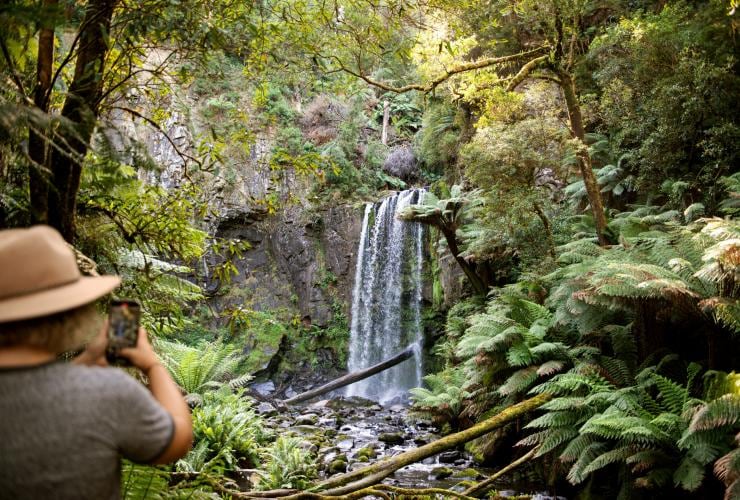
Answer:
[138, 328, 149, 345]
[119, 345, 135, 356]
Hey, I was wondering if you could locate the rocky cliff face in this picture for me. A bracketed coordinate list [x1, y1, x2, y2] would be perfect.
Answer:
[211, 204, 363, 328]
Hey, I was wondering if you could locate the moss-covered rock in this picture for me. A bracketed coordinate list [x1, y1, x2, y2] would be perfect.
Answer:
[238, 311, 288, 375]
[452, 468, 482, 479]
[431, 466, 454, 480]
[378, 432, 404, 445]
[327, 453, 348, 474]
[355, 446, 377, 461]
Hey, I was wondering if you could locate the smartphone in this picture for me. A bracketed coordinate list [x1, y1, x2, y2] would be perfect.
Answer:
[106, 299, 140, 365]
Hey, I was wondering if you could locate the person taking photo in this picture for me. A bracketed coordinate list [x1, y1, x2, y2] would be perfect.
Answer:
[0, 225, 193, 499]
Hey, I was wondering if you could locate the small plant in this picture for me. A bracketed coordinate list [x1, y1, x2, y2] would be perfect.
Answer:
[410, 367, 471, 427]
[254, 436, 317, 490]
[178, 389, 269, 474]
[121, 461, 170, 500]
[157, 340, 251, 399]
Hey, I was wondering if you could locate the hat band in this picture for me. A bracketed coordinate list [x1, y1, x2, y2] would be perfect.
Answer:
[0, 276, 81, 302]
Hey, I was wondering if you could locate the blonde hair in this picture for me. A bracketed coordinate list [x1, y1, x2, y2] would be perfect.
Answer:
[0, 303, 102, 355]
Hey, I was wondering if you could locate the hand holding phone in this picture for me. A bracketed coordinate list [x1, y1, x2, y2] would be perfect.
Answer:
[106, 300, 140, 366]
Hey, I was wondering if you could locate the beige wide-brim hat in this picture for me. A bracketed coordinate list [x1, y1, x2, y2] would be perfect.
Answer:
[0, 225, 120, 323]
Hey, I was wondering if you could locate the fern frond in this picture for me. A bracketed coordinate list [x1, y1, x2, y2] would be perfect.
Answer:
[673, 455, 706, 491]
[506, 342, 534, 367]
[527, 410, 589, 429]
[582, 446, 634, 476]
[559, 433, 599, 463]
[499, 366, 539, 396]
[689, 394, 740, 432]
[537, 360, 567, 377]
[599, 356, 634, 387]
[567, 442, 609, 484]
[541, 396, 587, 412]
[651, 373, 690, 414]
[228, 374, 254, 390]
[535, 427, 580, 457]
[714, 439, 740, 484]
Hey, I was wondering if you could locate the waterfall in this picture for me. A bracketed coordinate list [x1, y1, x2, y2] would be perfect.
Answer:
[346, 189, 426, 404]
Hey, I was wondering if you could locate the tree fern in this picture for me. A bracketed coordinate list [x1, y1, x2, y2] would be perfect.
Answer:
[410, 367, 471, 424]
[550, 214, 738, 339]
[157, 340, 248, 396]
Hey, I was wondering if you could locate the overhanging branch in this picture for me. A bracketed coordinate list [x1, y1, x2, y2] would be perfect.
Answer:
[333, 46, 550, 94]
[505, 55, 549, 92]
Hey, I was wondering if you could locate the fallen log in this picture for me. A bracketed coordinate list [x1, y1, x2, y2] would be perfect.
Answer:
[282, 345, 415, 405]
[304, 393, 551, 496]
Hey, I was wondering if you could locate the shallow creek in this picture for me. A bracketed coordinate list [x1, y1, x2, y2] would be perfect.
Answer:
[256, 396, 565, 498]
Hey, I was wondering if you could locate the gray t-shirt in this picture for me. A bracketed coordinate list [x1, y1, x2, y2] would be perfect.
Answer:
[0, 361, 174, 499]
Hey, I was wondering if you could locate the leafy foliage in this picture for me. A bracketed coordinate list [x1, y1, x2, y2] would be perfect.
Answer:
[254, 436, 318, 490]
[178, 389, 269, 474]
[410, 367, 471, 425]
[157, 340, 251, 399]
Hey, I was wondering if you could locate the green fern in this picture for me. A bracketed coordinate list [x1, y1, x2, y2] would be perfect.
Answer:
[157, 340, 249, 396]
[121, 462, 170, 499]
[254, 436, 317, 490]
[410, 367, 471, 424]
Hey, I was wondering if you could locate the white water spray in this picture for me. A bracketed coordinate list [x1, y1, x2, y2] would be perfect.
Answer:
[346, 189, 426, 404]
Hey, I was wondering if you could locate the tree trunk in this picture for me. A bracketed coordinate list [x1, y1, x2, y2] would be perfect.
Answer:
[533, 202, 556, 259]
[381, 100, 390, 145]
[310, 393, 550, 496]
[441, 226, 488, 296]
[28, 0, 58, 224]
[47, 0, 117, 241]
[557, 70, 608, 246]
[282, 346, 415, 404]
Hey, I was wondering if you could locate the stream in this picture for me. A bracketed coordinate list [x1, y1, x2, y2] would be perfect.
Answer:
[253, 395, 565, 498]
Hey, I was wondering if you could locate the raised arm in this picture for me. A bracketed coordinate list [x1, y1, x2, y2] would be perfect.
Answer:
[119, 329, 193, 464]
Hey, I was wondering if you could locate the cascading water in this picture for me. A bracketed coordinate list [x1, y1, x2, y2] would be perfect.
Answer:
[346, 189, 426, 404]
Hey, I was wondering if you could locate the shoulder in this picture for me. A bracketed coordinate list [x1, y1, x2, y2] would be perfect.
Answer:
[63, 364, 149, 399]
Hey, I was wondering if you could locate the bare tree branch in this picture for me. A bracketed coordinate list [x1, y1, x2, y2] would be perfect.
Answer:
[0, 38, 31, 102]
[330, 46, 550, 94]
[107, 105, 199, 181]
[505, 55, 549, 91]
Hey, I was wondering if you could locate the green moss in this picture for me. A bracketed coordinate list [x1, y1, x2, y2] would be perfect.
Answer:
[464, 440, 486, 464]
[355, 446, 377, 461]
[236, 311, 288, 374]
[431, 466, 454, 480]
[452, 468, 481, 479]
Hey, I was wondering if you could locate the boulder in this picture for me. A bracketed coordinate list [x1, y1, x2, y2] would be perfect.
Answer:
[327, 396, 376, 409]
[431, 467, 454, 480]
[295, 413, 319, 425]
[336, 438, 354, 451]
[438, 450, 461, 463]
[256, 402, 278, 417]
[328, 459, 347, 474]
[250, 380, 275, 396]
[355, 446, 377, 461]
[378, 432, 404, 445]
